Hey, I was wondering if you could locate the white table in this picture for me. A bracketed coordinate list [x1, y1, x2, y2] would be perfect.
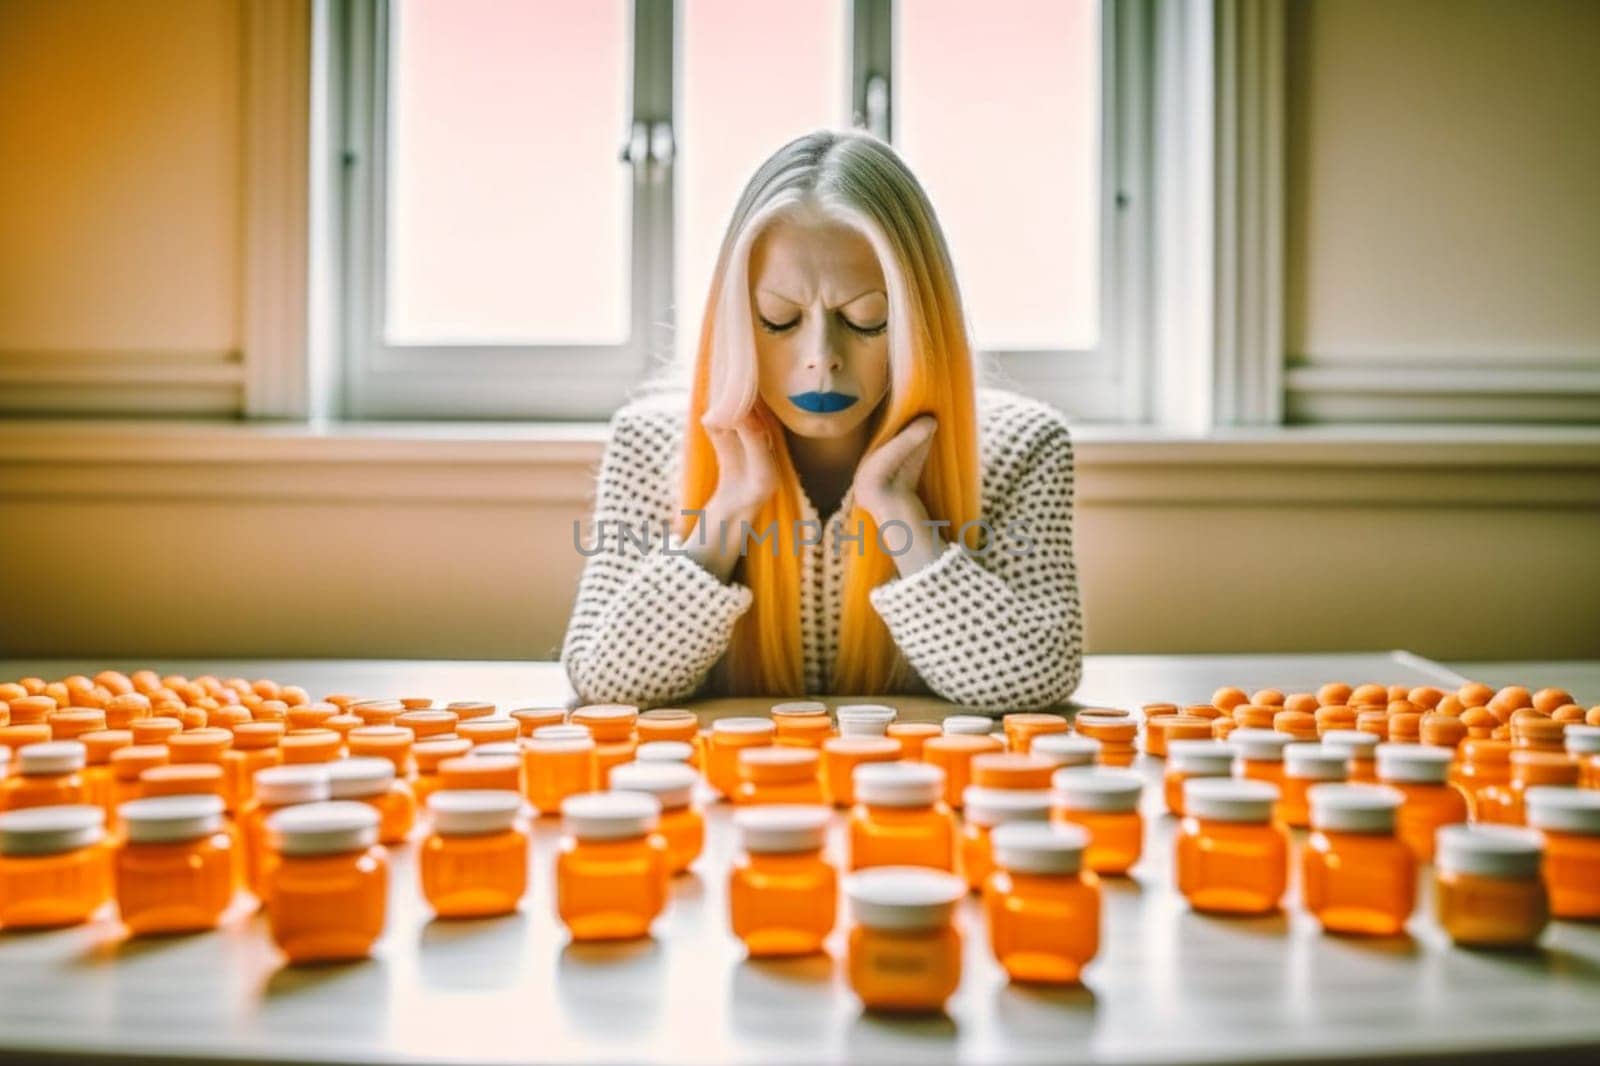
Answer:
[2, 652, 1597, 1065]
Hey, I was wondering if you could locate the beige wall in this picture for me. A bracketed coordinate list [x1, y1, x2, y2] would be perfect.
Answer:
[1286, 0, 1600, 364]
[0, 0, 242, 353]
[0, 1, 1595, 664]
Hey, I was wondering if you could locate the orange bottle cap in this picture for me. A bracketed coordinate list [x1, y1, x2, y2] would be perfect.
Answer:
[923, 734, 1002, 757]
[1233, 705, 1278, 729]
[733, 804, 830, 853]
[438, 755, 519, 791]
[168, 727, 233, 763]
[886, 722, 941, 741]
[1141, 703, 1181, 719]
[1051, 766, 1142, 812]
[396, 710, 459, 738]
[414, 737, 475, 770]
[1420, 713, 1468, 747]
[447, 701, 497, 721]
[280, 730, 341, 764]
[48, 708, 107, 739]
[1283, 693, 1320, 714]
[459, 719, 519, 745]
[80, 729, 134, 764]
[0, 804, 104, 856]
[140, 763, 225, 797]
[971, 753, 1055, 790]
[854, 761, 944, 807]
[1075, 715, 1137, 743]
[609, 760, 696, 809]
[327, 756, 396, 799]
[287, 703, 338, 731]
[131, 717, 183, 745]
[232, 721, 286, 750]
[511, 707, 568, 735]
[428, 789, 521, 834]
[844, 867, 964, 931]
[822, 736, 902, 758]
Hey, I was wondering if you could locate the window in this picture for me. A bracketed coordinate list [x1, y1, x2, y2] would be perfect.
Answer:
[338, 0, 1139, 420]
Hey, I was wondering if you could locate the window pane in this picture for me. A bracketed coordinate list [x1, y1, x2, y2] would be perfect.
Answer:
[897, 0, 1100, 351]
[386, 0, 630, 346]
[677, 1, 848, 361]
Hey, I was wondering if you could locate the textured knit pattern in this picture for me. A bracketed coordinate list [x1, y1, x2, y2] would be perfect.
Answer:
[560, 387, 1085, 712]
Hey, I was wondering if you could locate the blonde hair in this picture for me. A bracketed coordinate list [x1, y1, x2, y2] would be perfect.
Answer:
[656, 129, 983, 695]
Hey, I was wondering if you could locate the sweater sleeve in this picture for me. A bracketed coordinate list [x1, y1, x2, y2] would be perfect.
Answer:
[867, 416, 1084, 712]
[560, 404, 754, 706]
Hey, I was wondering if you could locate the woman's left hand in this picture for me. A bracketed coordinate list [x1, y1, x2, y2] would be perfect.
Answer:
[854, 414, 945, 576]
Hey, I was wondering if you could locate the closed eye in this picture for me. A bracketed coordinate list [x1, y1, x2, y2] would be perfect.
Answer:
[843, 315, 887, 337]
[757, 315, 799, 335]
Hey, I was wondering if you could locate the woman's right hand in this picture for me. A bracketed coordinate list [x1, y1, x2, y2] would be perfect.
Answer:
[687, 411, 779, 582]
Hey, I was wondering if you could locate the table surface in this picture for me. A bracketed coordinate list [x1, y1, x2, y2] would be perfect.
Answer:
[2, 652, 1598, 1066]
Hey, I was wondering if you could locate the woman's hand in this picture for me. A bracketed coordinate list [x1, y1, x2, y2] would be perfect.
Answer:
[853, 414, 945, 577]
[687, 411, 780, 582]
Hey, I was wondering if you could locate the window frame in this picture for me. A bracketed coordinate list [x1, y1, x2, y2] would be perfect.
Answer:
[335, 0, 1152, 422]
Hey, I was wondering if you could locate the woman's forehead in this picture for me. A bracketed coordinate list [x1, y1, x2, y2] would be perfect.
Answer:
[750, 218, 885, 304]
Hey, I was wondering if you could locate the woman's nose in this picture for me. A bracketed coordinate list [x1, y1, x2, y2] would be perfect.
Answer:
[802, 321, 844, 372]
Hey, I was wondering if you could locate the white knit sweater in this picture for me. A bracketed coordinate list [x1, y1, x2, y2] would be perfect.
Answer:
[560, 386, 1084, 712]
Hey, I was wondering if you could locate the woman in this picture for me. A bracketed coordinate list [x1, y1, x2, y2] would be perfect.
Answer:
[561, 129, 1082, 711]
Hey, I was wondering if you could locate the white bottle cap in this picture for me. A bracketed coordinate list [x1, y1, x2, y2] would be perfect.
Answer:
[18, 740, 87, 775]
[1436, 823, 1543, 879]
[1167, 739, 1235, 775]
[635, 740, 695, 764]
[1228, 729, 1294, 761]
[991, 822, 1090, 875]
[1322, 730, 1380, 758]
[427, 789, 522, 835]
[0, 747, 9, 769]
[853, 761, 944, 807]
[844, 866, 966, 931]
[561, 790, 661, 840]
[530, 725, 596, 753]
[942, 715, 995, 736]
[609, 761, 696, 810]
[253, 764, 332, 806]
[1563, 725, 1600, 756]
[734, 804, 831, 854]
[711, 716, 776, 737]
[1525, 786, 1600, 834]
[838, 717, 890, 738]
[961, 786, 1052, 827]
[1307, 783, 1402, 834]
[265, 800, 380, 857]
[1050, 766, 1143, 813]
[470, 741, 524, 759]
[1031, 733, 1100, 767]
[1284, 743, 1350, 781]
[326, 756, 397, 799]
[0, 804, 105, 856]
[1376, 743, 1453, 784]
[770, 701, 829, 718]
[837, 703, 896, 723]
[118, 794, 225, 844]
[1183, 777, 1279, 822]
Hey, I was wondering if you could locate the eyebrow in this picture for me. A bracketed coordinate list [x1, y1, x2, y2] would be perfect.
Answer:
[757, 287, 887, 310]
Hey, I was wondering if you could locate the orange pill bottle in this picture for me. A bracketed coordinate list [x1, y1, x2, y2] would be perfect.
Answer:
[1228, 729, 1292, 792]
[844, 866, 966, 1013]
[264, 801, 388, 963]
[848, 761, 956, 872]
[1524, 786, 1600, 920]
[347, 725, 415, 777]
[1032, 733, 1101, 771]
[1452, 737, 1511, 819]
[1301, 784, 1414, 936]
[1322, 730, 1380, 783]
[1050, 766, 1144, 875]
[2, 741, 88, 811]
[510, 707, 566, 738]
[555, 791, 669, 941]
[108, 745, 169, 820]
[525, 726, 598, 815]
[328, 757, 416, 844]
[1478, 751, 1579, 826]
[1175, 778, 1288, 916]
[79, 729, 132, 814]
[984, 822, 1100, 984]
[770, 702, 832, 750]
[707, 718, 778, 799]
[886, 722, 941, 761]
[822, 736, 902, 807]
[737, 745, 824, 805]
[280, 729, 341, 766]
[1074, 713, 1137, 767]
[960, 786, 1052, 890]
[0, 804, 112, 928]
[48, 708, 106, 742]
[1163, 740, 1233, 816]
[728, 804, 837, 956]
[922, 733, 1003, 810]
[571, 704, 639, 785]
[225, 722, 284, 807]
[1279, 743, 1349, 828]
[239, 764, 331, 897]
[1375, 743, 1468, 861]
[114, 794, 235, 934]
[1565, 725, 1600, 788]
[1003, 713, 1069, 755]
[610, 760, 703, 875]
[638, 709, 703, 765]
[413, 736, 473, 807]
[420, 789, 528, 918]
[1146, 715, 1214, 759]
[439, 753, 521, 795]
[1434, 824, 1547, 949]
[459, 719, 519, 748]
[395, 709, 458, 742]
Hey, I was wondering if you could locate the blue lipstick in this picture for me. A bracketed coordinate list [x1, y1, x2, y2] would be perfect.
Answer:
[789, 391, 858, 414]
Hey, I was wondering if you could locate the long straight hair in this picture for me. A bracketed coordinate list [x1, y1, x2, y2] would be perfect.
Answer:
[670, 129, 981, 695]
